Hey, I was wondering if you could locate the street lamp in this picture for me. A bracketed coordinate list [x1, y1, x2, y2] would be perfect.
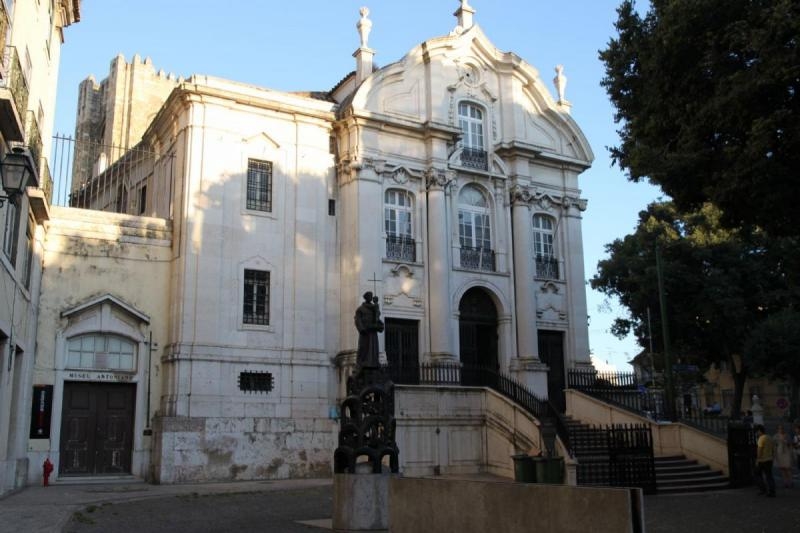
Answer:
[0, 146, 35, 206]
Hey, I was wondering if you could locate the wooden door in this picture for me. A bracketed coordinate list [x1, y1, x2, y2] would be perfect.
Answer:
[538, 330, 565, 411]
[385, 319, 419, 383]
[60, 382, 135, 476]
[459, 288, 498, 370]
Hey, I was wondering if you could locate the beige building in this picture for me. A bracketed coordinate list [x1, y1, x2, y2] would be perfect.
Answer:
[29, 2, 594, 485]
[0, 0, 80, 496]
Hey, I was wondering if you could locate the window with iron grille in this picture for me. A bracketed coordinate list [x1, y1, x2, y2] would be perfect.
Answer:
[533, 214, 558, 279]
[246, 159, 272, 212]
[238, 371, 274, 393]
[243, 269, 270, 325]
[458, 185, 494, 271]
[458, 102, 487, 170]
[384, 189, 415, 261]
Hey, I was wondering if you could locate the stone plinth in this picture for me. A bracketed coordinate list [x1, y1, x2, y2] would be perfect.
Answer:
[333, 473, 392, 531]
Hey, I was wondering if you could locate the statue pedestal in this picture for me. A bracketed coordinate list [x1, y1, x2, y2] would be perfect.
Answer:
[333, 472, 393, 531]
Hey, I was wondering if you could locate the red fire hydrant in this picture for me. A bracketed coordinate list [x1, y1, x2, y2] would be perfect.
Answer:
[42, 458, 53, 487]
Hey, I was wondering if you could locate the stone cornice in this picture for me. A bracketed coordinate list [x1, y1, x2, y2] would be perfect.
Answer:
[495, 141, 591, 172]
[509, 184, 587, 212]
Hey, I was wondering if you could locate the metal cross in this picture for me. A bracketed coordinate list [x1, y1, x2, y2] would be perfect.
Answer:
[367, 272, 381, 297]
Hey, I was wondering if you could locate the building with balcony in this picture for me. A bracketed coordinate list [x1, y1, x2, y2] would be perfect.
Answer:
[0, 0, 80, 496]
[30, 2, 593, 484]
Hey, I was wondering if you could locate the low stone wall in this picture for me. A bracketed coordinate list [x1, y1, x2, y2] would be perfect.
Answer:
[390, 477, 643, 533]
[151, 415, 334, 483]
[395, 386, 544, 478]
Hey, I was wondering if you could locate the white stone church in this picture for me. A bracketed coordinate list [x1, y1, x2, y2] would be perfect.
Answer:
[28, 1, 594, 485]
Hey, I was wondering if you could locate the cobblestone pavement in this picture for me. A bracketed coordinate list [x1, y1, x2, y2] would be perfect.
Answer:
[3, 478, 800, 532]
[644, 486, 800, 533]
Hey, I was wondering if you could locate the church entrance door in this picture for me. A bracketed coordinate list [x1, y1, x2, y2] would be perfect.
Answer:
[59, 382, 135, 476]
[538, 330, 566, 411]
[385, 319, 419, 383]
[458, 288, 498, 370]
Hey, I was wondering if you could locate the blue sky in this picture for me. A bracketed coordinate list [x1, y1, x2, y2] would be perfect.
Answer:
[54, 1, 662, 370]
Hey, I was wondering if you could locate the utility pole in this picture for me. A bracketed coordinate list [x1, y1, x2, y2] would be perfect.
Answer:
[655, 244, 675, 420]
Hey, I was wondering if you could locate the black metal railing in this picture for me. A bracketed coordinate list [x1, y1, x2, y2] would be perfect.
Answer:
[50, 134, 174, 217]
[571, 423, 656, 494]
[0, 4, 8, 70]
[460, 246, 495, 271]
[568, 369, 732, 435]
[2, 46, 29, 125]
[460, 147, 488, 171]
[25, 111, 42, 177]
[386, 234, 416, 262]
[535, 255, 560, 279]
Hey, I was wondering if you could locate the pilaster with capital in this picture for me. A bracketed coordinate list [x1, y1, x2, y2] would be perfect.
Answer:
[510, 185, 539, 361]
[425, 167, 455, 360]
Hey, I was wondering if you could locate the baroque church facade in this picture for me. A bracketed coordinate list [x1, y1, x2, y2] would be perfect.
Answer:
[28, 2, 593, 484]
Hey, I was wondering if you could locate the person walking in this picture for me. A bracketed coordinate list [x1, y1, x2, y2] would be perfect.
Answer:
[774, 424, 793, 488]
[755, 424, 776, 497]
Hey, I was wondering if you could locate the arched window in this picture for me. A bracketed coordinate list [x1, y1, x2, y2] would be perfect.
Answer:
[458, 186, 494, 271]
[458, 102, 487, 170]
[384, 189, 416, 261]
[533, 214, 559, 279]
[66, 334, 136, 371]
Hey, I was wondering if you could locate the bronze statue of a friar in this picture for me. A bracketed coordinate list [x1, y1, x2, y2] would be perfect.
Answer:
[354, 291, 384, 369]
[334, 291, 398, 474]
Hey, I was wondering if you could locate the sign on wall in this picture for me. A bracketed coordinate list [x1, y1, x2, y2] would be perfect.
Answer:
[29, 385, 54, 439]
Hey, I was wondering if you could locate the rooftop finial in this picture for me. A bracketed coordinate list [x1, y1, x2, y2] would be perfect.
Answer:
[454, 0, 475, 32]
[357, 7, 372, 49]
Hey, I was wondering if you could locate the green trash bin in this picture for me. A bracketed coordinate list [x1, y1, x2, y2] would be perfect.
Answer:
[533, 456, 564, 484]
[511, 454, 536, 483]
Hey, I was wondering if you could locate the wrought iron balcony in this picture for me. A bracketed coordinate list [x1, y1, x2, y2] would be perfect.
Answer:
[0, 3, 8, 66]
[1, 46, 29, 124]
[25, 111, 42, 179]
[460, 245, 495, 271]
[460, 147, 488, 171]
[386, 234, 416, 262]
[535, 255, 560, 279]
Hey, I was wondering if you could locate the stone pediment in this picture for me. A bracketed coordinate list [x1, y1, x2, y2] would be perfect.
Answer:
[61, 293, 150, 325]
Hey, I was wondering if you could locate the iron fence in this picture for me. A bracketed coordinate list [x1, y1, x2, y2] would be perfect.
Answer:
[568, 369, 737, 435]
[50, 135, 173, 217]
[571, 423, 656, 494]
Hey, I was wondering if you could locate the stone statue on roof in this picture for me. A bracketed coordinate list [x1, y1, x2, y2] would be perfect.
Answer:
[357, 7, 372, 49]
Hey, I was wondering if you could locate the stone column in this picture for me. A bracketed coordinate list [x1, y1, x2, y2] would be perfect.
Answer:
[425, 169, 455, 361]
[562, 197, 591, 368]
[509, 185, 549, 397]
[511, 186, 538, 360]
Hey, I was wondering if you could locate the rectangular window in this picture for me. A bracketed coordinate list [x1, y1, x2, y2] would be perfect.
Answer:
[3, 201, 20, 265]
[246, 159, 272, 212]
[243, 269, 270, 325]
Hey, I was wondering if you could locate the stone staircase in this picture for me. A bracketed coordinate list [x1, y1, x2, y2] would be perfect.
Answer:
[655, 455, 730, 493]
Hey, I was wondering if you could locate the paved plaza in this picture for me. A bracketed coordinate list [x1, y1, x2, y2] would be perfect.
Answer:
[2, 477, 800, 532]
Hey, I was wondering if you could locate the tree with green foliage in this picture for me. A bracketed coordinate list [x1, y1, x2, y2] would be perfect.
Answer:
[600, 0, 800, 237]
[592, 201, 791, 417]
